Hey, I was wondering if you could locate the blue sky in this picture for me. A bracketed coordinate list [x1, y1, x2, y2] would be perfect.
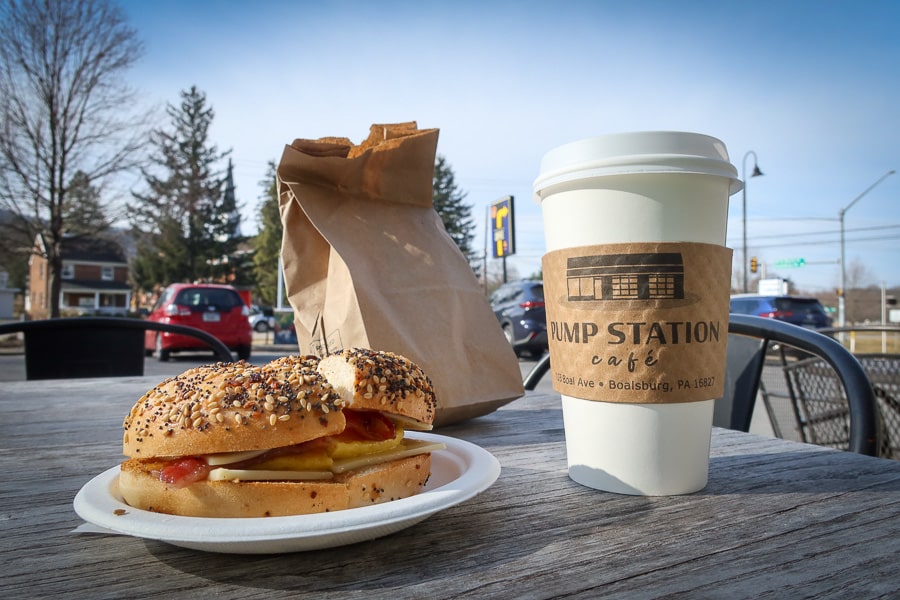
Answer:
[119, 0, 900, 293]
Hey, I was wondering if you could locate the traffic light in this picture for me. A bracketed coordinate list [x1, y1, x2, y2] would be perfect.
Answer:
[750, 257, 758, 273]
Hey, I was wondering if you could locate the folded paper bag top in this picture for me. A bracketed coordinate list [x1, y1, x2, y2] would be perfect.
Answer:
[282, 121, 437, 207]
[277, 122, 525, 426]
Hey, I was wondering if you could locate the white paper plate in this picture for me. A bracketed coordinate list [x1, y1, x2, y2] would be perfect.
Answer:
[73, 432, 500, 554]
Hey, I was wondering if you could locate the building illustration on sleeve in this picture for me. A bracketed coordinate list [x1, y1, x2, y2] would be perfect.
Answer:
[566, 253, 685, 301]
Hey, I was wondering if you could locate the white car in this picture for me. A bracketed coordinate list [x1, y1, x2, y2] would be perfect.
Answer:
[247, 305, 276, 333]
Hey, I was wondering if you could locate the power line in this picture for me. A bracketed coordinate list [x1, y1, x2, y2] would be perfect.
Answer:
[745, 223, 900, 241]
[743, 233, 900, 250]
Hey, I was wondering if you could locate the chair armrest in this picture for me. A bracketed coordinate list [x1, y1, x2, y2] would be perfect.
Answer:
[729, 315, 879, 456]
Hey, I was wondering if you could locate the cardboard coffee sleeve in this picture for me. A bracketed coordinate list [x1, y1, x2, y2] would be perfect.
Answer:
[542, 241, 732, 404]
[277, 122, 524, 426]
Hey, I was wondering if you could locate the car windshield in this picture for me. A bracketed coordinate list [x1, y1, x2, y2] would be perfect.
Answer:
[151, 288, 173, 312]
[174, 288, 242, 309]
[775, 298, 824, 314]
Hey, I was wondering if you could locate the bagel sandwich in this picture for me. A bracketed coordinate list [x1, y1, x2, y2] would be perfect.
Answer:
[119, 350, 441, 518]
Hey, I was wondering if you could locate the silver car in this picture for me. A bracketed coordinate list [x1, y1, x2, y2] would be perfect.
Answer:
[247, 305, 276, 333]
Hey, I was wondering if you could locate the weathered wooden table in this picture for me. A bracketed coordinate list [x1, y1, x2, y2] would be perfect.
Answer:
[3, 375, 900, 598]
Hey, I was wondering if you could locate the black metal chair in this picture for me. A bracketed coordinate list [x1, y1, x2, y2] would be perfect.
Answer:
[787, 325, 900, 460]
[523, 314, 880, 456]
[0, 317, 234, 380]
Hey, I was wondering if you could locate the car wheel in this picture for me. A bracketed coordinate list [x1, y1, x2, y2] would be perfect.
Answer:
[254, 321, 269, 333]
[155, 334, 170, 362]
[237, 344, 251, 361]
[502, 324, 521, 357]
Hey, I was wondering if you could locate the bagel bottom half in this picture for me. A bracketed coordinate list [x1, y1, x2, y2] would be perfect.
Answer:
[119, 454, 432, 518]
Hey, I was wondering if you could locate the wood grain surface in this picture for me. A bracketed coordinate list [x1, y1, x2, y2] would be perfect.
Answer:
[2, 376, 899, 599]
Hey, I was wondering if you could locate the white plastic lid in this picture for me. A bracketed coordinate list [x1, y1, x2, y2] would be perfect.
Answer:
[533, 131, 743, 201]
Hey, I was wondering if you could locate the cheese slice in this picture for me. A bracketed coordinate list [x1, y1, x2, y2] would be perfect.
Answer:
[205, 439, 445, 481]
[208, 468, 334, 482]
[331, 439, 445, 473]
[205, 448, 269, 466]
[329, 428, 404, 459]
[252, 452, 332, 471]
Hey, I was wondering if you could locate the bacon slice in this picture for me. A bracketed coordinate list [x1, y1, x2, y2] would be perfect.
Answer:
[339, 410, 396, 442]
[158, 457, 211, 489]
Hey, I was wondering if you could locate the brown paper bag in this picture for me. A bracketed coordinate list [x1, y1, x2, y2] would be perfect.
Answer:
[276, 122, 524, 426]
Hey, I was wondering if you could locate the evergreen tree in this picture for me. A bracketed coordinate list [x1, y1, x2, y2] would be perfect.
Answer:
[252, 162, 282, 306]
[129, 86, 234, 290]
[131, 216, 190, 293]
[207, 159, 253, 285]
[64, 172, 114, 236]
[432, 154, 476, 264]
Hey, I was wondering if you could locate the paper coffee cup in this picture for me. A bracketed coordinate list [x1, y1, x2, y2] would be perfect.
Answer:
[533, 131, 741, 495]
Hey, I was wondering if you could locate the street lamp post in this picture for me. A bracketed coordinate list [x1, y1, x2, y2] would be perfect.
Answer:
[838, 169, 895, 327]
[741, 151, 763, 293]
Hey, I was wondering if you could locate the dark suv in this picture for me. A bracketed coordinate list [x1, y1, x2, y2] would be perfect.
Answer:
[730, 294, 833, 330]
[490, 280, 548, 357]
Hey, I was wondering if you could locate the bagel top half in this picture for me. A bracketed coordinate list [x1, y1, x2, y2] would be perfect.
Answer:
[122, 349, 438, 459]
[122, 359, 345, 459]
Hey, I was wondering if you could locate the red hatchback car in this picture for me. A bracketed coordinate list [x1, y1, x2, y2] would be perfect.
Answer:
[144, 283, 252, 361]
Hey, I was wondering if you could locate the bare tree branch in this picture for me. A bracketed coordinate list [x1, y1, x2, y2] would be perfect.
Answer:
[0, 0, 155, 316]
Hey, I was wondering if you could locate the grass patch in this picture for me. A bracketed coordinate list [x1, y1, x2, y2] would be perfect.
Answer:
[836, 331, 900, 354]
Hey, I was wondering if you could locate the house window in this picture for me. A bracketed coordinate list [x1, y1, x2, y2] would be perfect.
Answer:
[101, 266, 114, 281]
[61, 264, 74, 279]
